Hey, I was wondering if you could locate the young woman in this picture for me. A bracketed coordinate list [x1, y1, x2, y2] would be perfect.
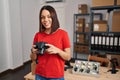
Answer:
[30, 5, 71, 80]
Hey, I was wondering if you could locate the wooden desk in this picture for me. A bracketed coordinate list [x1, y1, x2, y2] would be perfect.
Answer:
[24, 72, 35, 80]
[65, 67, 120, 80]
[24, 67, 120, 80]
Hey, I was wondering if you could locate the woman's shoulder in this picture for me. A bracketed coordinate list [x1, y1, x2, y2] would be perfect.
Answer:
[35, 32, 40, 35]
[58, 28, 67, 34]
[34, 32, 43, 37]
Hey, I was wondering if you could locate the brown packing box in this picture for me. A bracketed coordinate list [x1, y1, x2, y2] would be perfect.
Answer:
[77, 39, 84, 43]
[77, 34, 84, 43]
[74, 44, 80, 52]
[92, 0, 114, 7]
[78, 9, 88, 14]
[77, 34, 84, 39]
[85, 27, 90, 32]
[76, 18, 85, 28]
[74, 44, 89, 53]
[76, 27, 83, 32]
[77, 18, 85, 23]
[85, 23, 90, 32]
[78, 4, 88, 9]
[76, 37, 84, 43]
[117, 0, 120, 5]
[93, 20, 107, 32]
[112, 10, 120, 32]
[76, 22, 82, 28]
[78, 4, 88, 14]
[77, 34, 89, 44]
[79, 46, 89, 53]
[76, 18, 85, 32]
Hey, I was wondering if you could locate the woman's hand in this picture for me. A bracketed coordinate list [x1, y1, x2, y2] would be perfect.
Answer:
[45, 44, 60, 54]
[30, 45, 38, 61]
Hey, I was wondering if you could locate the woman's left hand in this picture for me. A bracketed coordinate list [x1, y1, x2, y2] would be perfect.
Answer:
[45, 44, 60, 54]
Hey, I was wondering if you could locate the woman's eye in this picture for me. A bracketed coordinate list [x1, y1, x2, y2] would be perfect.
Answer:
[41, 15, 51, 19]
[48, 16, 51, 18]
[41, 16, 45, 19]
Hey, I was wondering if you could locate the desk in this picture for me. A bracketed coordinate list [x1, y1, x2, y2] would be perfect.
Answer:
[24, 72, 35, 80]
[24, 67, 120, 80]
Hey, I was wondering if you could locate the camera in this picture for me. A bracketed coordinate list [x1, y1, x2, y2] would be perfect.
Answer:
[34, 42, 49, 55]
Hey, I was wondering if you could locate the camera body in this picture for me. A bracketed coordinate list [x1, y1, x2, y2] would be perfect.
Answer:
[34, 42, 48, 55]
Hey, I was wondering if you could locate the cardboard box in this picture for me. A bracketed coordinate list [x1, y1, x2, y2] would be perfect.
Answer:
[76, 18, 85, 32]
[77, 39, 83, 43]
[117, 0, 120, 5]
[74, 44, 80, 52]
[76, 27, 83, 32]
[85, 23, 90, 32]
[92, 0, 114, 7]
[77, 18, 85, 24]
[76, 18, 85, 28]
[77, 34, 84, 39]
[78, 4, 88, 14]
[74, 44, 89, 53]
[78, 39, 84, 43]
[93, 20, 107, 32]
[79, 46, 89, 53]
[112, 10, 120, 32]
[85, 27, 90, 32]
[77, 35, 84, 43]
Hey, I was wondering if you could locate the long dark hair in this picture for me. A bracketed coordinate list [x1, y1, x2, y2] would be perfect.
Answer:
[39, 5, 60, 34]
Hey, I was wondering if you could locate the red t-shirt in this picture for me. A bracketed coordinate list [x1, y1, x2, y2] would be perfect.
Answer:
[33, 29, 70, 78]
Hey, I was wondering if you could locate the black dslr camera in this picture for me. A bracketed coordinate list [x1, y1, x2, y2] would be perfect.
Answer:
[34, 42, 49, 55]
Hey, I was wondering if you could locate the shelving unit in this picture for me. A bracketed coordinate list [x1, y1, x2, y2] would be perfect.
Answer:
[73, 13, 103, 60]
[89, 5, 120, 55]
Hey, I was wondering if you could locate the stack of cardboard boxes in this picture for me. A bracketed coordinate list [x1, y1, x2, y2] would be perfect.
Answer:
[74, 18, 89, 53]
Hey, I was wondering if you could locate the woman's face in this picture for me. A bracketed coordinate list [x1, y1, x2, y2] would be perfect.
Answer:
[41, 9, 52, 30]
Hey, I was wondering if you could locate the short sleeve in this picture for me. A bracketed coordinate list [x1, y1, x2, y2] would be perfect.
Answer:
[33, 32, 39, 44]
[62, 31, 71, 49]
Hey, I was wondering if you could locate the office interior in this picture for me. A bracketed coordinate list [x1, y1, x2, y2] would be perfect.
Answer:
[0, 0, 120, 80]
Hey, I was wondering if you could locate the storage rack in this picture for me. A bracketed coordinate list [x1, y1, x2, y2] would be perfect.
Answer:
[89, 5, 120, 55]
[73, 13, 103, 60]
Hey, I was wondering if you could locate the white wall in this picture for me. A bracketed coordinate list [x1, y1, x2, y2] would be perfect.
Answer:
[0, 0, 10, 72]
[0, 0, 23, 72]
[0, 0, 92, 72]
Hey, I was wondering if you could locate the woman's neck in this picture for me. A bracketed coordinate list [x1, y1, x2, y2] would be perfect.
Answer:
[44, 28, 51, 34]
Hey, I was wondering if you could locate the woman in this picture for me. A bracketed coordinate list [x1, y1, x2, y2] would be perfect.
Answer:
[30, 5, 71, 80]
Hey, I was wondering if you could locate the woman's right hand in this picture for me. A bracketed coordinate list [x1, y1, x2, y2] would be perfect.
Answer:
[30, 45, 38, 61]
